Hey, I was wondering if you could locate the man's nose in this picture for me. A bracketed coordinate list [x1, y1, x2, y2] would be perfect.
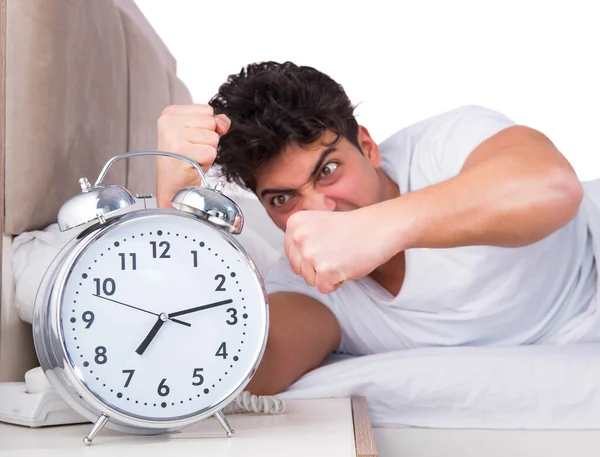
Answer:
[300, 192, 336, 211]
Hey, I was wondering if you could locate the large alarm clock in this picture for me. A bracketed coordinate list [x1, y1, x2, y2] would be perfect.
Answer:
[32, 151, 269, 445]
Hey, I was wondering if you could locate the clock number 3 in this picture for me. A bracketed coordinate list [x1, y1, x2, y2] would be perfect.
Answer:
[226, 308, 238, 325]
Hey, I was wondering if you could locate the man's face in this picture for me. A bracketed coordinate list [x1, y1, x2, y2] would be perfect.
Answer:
[255, 126, 389, 230]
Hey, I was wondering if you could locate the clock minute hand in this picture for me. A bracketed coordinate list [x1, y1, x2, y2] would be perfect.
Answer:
[169, 299, 234, 318]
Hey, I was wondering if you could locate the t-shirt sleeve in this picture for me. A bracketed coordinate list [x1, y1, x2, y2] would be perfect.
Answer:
[409, 105, 516, 189]
[263, 256, 334, 308]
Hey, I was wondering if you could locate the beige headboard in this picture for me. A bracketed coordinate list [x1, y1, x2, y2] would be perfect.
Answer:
[0, 0, 193, 381]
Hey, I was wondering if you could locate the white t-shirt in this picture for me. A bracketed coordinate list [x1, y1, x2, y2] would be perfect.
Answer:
[264, 105, 600, 355]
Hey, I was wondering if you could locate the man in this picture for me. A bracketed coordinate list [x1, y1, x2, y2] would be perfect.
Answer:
[156, 61, 598, 395]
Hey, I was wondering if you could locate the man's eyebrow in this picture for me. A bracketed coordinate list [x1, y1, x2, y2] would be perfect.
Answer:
[259, 146, 338, 200]
[259, 187, 295, 199]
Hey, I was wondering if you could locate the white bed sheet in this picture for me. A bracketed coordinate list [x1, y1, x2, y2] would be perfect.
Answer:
[8, 181, 600, 431]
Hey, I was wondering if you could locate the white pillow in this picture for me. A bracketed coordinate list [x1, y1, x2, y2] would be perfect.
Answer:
[280, 344, 600, 429]
[11, 224, 77, 324]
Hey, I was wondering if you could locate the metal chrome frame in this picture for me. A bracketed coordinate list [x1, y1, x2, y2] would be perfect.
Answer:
[32, 209, 269, 435]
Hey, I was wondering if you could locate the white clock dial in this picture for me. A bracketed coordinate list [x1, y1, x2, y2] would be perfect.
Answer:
[59, 213, 267, 420]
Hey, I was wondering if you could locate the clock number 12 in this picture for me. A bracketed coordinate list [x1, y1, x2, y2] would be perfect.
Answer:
[150, 241, 171, 259]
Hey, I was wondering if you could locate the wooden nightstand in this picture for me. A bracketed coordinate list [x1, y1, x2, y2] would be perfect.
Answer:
[0, 397, 377, 456]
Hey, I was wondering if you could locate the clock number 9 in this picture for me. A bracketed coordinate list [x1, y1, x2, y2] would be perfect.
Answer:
[157, 378, 170, 397]
[82, 311, 94, 328]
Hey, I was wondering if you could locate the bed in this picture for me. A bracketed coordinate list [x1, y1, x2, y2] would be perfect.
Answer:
[0, 0, 194, 383]
[1, 1, 599, 456]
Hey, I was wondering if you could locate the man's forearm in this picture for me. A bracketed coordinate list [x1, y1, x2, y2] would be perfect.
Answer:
[378, 149, 583, 252]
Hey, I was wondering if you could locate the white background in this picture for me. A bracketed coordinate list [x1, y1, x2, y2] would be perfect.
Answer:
[135, 0, 600, 180]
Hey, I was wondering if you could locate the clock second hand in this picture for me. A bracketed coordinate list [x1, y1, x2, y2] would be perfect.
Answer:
[92, 294, 191, 327]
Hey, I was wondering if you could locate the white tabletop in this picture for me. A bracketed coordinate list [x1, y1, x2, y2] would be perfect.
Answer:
[0, 398, 358, 457]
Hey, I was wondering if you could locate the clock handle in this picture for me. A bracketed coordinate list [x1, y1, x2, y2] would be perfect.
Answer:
[94, 150, 210, 188]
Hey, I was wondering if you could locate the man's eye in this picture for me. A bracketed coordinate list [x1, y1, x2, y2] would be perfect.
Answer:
[271, 194, 292, 208]
[320, 162, 338, 177]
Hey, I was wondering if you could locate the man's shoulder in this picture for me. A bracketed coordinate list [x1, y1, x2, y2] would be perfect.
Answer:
[378, 105, 516, 190]
[381, 105, 512, 145]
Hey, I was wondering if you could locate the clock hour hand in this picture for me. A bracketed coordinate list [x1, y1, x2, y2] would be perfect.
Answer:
[93, 294, 191, 327]
[135, 314, 167, 355]
[169, 299, 234, 318]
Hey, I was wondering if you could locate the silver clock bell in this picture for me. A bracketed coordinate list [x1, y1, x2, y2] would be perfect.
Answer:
[56, 151, 244, 234]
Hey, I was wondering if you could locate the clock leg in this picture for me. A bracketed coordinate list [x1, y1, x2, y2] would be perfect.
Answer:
[83, 413, 109, 446]
[214, 410, 235, 438]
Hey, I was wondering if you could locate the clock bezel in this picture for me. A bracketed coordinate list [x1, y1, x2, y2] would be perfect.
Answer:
[33, 209, 269, 434]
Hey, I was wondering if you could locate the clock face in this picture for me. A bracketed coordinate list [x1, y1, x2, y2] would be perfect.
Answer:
[59, 213, 267, 421]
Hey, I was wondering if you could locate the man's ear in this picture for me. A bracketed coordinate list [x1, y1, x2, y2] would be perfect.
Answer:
[357, 125, 381, 167]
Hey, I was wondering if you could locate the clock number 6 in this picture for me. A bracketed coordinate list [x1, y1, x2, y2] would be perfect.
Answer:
[157, 378, 170, 397]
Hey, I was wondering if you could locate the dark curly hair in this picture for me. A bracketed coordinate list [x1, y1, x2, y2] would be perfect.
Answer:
[209, 61, 360, 192]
